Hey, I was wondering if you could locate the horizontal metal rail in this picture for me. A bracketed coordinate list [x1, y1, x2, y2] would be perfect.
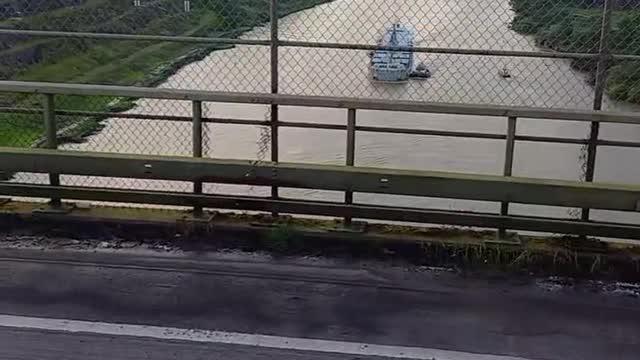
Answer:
[2, 83, 640, 240]
[0, 29, 270, 46]
[3, 28, 640, 61]
[2, 148, 640, 212]
[2, 81, 640, 124]
[2, 182, 640, 239]
[0, 107, 270, 126]
[279, 40, 602, 59]
[354, 125, 504, 140]
[5, 106, 640, 148]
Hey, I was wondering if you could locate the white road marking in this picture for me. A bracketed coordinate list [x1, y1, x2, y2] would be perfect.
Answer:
[0, 314, 531, 360]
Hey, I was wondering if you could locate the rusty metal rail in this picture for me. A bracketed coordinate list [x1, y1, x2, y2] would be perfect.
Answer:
[2, 81, 640, 240]
[2, 28, 639, 62]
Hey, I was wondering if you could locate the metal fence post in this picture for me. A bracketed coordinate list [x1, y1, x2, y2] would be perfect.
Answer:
[499, 116, 517, 238]
[583, 0, 614, 221]
[192, 100, 203, 216]
[344, 108, 356, 225]
[270, 0, 280, 209]
[43, 94, 61, 208]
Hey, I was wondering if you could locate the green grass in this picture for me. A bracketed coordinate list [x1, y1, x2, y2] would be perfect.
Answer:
[0, 0, 331, 148]
[0, 9, 223, 147]
[0, 115, 42, 147]
[0, 36, 212, 145]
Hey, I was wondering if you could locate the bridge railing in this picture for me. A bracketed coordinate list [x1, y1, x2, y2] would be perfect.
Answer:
[2, 81, 640, 240]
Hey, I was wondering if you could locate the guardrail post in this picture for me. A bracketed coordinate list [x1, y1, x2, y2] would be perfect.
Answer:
[43, 94, 61, 208]
[344, 108, 356, 225]
[583, 0, 614, 222]
[498, 116, 517, 239]
[270, 0, 280, 215]
[192, 100, 203, 216]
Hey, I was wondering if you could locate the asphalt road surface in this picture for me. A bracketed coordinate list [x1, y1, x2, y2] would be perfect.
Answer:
[0, 248, 638, 360]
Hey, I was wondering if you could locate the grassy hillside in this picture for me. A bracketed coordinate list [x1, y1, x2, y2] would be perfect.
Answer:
[0, 0, 330, 147]
[511, 0, 640, 104]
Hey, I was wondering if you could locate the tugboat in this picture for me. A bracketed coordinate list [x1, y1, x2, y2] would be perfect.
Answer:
[410, 62, 431, 79]
[498, 66, 511, 79]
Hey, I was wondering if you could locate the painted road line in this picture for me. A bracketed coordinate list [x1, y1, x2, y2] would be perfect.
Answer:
[0, 314, 531, 360]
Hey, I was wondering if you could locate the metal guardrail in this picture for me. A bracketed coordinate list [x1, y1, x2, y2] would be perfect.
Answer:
[3, 81, 640, 123]
[4, 148, 640, 211]
[2, 0, 637, 226]
[2, 81, 640, 239]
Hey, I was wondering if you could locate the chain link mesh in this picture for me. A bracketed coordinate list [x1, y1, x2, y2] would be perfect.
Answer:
[2, 0, 635, 102]
[1, 0, 640, 225]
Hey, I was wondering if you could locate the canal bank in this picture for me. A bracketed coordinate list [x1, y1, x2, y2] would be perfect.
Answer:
[511, 0, 640, 105]
[0, 0, 332, 147]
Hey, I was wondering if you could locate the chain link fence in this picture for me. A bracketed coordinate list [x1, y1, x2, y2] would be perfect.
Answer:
[1, 0, 640, 226]
[2, 0, 637, 102]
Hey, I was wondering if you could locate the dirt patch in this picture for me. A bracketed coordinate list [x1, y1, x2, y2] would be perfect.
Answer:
[1, 202, 640, 281]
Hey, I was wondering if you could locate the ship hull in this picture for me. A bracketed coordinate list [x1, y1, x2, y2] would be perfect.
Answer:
[370, 24, 414, 82]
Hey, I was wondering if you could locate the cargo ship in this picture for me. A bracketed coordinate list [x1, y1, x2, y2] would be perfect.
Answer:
[370, 24, 415, 82]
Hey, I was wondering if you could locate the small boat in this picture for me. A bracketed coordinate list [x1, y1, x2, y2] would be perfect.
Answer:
[498, 66, 511, 78]
[410, 62, 431, 79]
